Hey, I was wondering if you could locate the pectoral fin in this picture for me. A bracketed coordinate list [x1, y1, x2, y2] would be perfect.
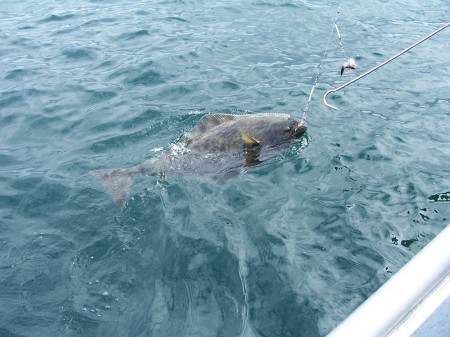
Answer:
[245, 151, 261, 167]
[242, 134, 260, 147]
[242, 134, 261, 166]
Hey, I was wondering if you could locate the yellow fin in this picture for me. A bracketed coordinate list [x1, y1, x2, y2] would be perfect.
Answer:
[242, 134, 260, 146]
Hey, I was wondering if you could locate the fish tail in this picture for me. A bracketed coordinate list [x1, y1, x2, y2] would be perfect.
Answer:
[90, 167, 140, 207]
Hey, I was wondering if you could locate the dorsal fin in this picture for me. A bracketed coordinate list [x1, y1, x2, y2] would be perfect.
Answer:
[187, 113, 291, 140]
[188, 114, 246, 139]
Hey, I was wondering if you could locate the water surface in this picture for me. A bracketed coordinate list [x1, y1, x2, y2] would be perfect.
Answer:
[1, 1, 449, 336]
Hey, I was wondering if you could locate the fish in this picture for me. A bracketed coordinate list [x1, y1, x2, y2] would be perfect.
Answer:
[90, 113, 307, 206]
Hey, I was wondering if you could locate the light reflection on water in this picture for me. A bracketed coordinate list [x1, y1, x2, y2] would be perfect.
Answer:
[0, 1, 449, 336]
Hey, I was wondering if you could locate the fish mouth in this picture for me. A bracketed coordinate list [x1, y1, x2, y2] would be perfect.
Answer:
[291, 120, 307, 139]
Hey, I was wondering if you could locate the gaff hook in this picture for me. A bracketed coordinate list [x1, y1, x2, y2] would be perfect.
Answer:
[324, 21, 450, 110]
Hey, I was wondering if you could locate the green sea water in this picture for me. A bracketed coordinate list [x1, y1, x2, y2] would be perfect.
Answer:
[1, 1, 449, 336]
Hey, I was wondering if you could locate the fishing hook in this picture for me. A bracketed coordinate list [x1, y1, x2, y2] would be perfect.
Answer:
[323, 21, 450, 110]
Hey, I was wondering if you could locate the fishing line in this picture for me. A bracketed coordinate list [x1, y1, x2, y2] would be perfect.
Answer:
[334, 22, 348, 59]
[301, 2, 345, 121]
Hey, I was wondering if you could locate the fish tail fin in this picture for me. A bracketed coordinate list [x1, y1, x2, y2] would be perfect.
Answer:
[90, 167, 140, 207]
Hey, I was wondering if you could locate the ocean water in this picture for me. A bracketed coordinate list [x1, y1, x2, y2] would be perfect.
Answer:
[1, 0, 449, 336]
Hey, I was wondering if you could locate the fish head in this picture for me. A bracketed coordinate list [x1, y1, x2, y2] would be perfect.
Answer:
[289, 119, 307, 139]
[256, 116, 307, 145]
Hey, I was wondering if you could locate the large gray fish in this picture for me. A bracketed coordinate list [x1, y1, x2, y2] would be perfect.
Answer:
[91, 113, 307, 206]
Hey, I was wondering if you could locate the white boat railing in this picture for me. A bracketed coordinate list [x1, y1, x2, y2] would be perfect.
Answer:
[327, 224, 450, 337]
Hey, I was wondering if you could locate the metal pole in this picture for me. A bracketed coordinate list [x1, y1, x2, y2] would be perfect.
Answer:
[323, 22, 450, 110]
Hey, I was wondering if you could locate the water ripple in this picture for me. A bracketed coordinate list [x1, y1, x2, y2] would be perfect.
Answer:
[1, 1, 449, 336]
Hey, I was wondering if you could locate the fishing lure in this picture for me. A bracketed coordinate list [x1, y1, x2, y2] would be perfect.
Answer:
[340, 58, 357, 76]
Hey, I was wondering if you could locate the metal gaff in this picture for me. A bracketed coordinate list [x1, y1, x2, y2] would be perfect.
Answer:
[323, 22, 450, 110]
